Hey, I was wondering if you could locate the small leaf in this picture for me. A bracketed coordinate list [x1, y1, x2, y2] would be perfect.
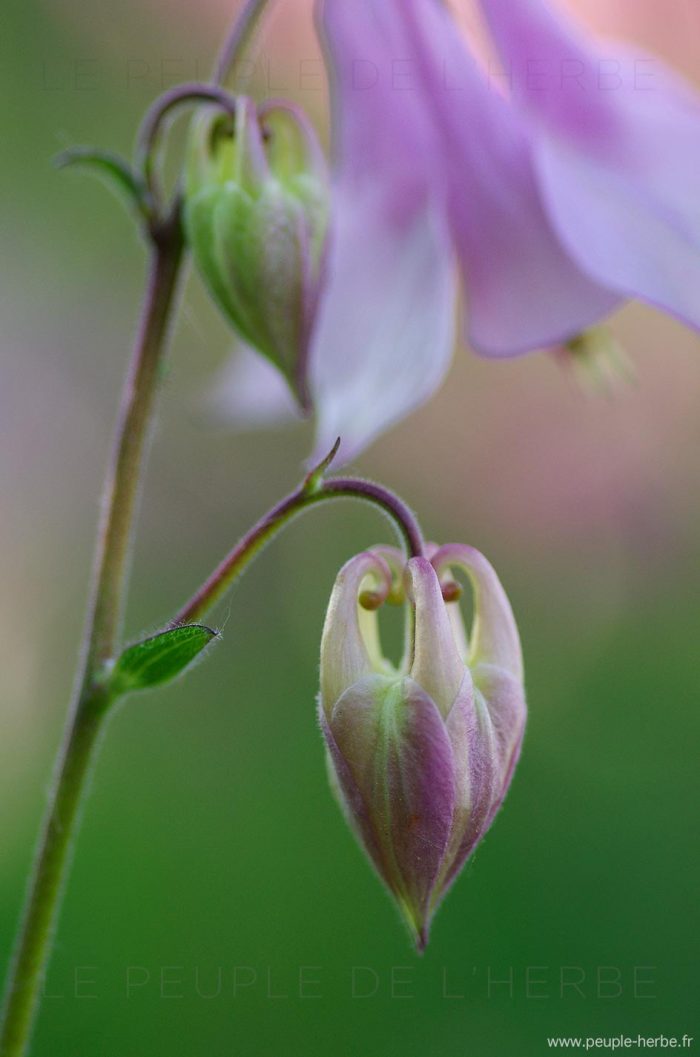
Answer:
[110, 624, 218, 695]
[54, 147, 150, 219]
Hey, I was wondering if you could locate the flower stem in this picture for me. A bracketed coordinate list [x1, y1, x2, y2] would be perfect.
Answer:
[173, 474, 425, 626]
[2, 4, 277, 1052]
[0, 213, 184, 1057]
[135, 84, 238, 211]
[86, 215, 185, 671]
[0, 690, 107, 1057]
[214, 0, 273, 86]
[324, 478, 425, 558]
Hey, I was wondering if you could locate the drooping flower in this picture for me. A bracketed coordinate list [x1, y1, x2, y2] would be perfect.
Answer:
[211, 0, 700, 463]
[307, 0, 700, 460]
[318, 543, 526, 949]
[477, 0, 700, 333]
[308, 0, 613, 462]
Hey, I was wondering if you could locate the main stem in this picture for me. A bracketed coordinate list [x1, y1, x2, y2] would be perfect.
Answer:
[0, 216, 184, 1057]
[1, 0, 275, 1048]
[0, 0, 278, 1045]
[86, 219, 185, 671]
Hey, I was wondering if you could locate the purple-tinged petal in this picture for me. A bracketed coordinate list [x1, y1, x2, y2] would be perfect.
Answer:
[319, 707, 391, 887]
[433, 674, 525, 900]
[309, 189, 456, 465]
[431, 545, 523, 681]
[208, 343, 304, 429]
[404, 557, 465, 718]
[328, 674, 456, 947]
[480, 0, 700, 331]
[310, 0, 457, 465]
[431, 545, 527, 894]
[396, 0, 620, 354]
[319, 551, 393, 713]
[476, 0, 623, 146]
[317, 0, 442, 188]
[435, 675, 500, 897]
[436, 668, 526, 898]
[535, 121, 700, 332]
[474, 666, 527, 826]
[314, 0, 618, 433]
[429, 550, 471, 663]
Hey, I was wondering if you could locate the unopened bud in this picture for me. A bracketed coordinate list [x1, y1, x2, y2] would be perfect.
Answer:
[185, 97, 329, 410]
[318, 544, 526, 950]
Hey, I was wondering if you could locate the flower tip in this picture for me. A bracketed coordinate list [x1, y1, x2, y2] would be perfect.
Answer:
[399, 901, 430, 954]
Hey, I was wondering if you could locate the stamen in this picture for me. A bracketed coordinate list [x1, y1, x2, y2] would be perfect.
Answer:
[441, 580, 462, 603]
[359, 590, 384, 612]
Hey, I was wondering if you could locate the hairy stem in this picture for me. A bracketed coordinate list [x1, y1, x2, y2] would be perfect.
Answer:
[4, 4, 289, 1053]
[214, 0, 273, 86]
[1, 0, 278, 1045]
[136, 84, 238, 209]
[0, 216, 184, 1057]
[87, 218, 185, 671]
[174, 475, 425, 626]
[0, 689, 108, 1057]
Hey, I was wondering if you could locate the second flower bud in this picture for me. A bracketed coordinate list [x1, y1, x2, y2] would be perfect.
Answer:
[185, 97, 329, 411]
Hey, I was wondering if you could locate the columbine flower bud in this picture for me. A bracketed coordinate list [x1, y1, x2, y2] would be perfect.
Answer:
[185, 97, 329, 410]
[318, 544, 526, 950]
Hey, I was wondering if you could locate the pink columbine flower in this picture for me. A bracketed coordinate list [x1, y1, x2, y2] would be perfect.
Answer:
[318, 544, 526, 949]
[217, 0, 700, 463]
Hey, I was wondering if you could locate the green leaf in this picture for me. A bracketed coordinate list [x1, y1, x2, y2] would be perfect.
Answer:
[54, 147, 149, 219]
[110, 624, 218, 695]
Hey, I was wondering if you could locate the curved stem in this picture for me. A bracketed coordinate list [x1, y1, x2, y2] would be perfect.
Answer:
[0, 220, 184, 1057]
[323, 479, 424, 559]
[135, 84, 238, 208]
[214, 0, 273, 87]
[173, 476, 425, 626]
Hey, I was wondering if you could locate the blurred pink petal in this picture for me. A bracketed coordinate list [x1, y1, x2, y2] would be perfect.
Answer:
[309, 0, 457, 463]
[208, 342, 302, 429]
[211, 0, 700, 463]
[315, 0, 617, 409]
[310, 188, 456, 464]
[480, 0, 700, 330]
[406, 0, 619, 354]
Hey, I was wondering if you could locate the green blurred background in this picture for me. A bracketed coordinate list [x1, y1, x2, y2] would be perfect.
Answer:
[2, 1, 699, 1054]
